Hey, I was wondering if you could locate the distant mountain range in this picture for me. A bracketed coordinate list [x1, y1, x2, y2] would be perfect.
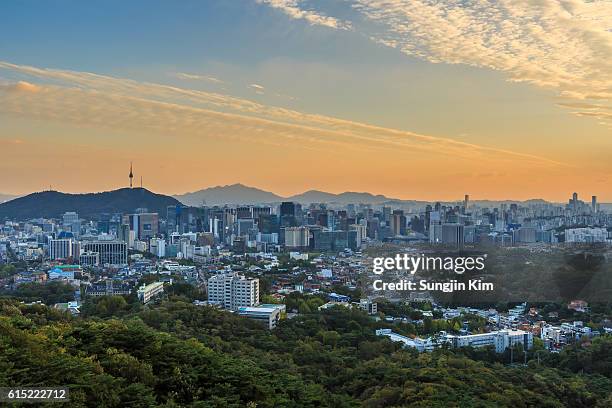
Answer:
[0, 188, 180, 220]
[174, 184, 406, 206]
[174, 184, 566, 207]
[176, 184, 283, 206]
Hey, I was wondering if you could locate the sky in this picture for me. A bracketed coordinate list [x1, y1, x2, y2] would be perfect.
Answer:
[0, 0, 611, 201]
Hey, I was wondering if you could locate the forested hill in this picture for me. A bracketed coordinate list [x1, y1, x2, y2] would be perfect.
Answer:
[0, 298, 610, 407]
[0, 188, 180, 220]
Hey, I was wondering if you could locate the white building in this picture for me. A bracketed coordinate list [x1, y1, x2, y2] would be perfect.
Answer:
[79, 251, 100, 266]
[237, 305, 281, 329]
[565, 227, 608, 243]
[358, 299, 378, 315]
[376, 329, 533, 353]
[284, 227, 310, 249]
[81, 240, 128, 266]
[289, 252, 308, 261]
[375, 329, 439, 352]
[207, 273, 260, 310]
[149, 238, 166, 258]
[49, 238, 73, 260]
[445, 330, 533, 353]
[137, 281, 165, 304]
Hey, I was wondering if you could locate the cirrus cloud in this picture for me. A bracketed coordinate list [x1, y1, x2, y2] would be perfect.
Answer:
[259, 0, 612, 126]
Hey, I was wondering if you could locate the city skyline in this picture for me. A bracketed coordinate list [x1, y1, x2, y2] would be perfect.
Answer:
[1, 1, 611, 200]
[0, 172, 609, 206]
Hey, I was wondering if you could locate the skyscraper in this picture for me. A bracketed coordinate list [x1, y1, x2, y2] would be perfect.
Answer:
[62, 211, 80, 237]
[592, 195, 597, 212]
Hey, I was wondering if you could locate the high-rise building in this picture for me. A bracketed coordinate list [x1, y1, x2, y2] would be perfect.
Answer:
[382, 206, 392, 223]
[149, 238, 166, 258]
[441, 223, 465, 246]
[207, 273, 259, 310]
[81, 241, 128, 265]
[572, 192, 578, 212]
[49, 238, 73, 260]
[280, 201, 301, 227]
[391, 210, 406, 236]
[284, 226, 310, 249]
[123, 213, 159, 240]
[592, 195, 597, 212]
[62, 211, 80, 236]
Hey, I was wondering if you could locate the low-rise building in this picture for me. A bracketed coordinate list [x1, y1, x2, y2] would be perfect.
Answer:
[237, 305, 281, 329]
[137, 281, 165, 304]
[376, 329, 533, 353]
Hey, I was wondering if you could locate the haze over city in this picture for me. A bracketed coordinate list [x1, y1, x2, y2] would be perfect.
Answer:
[1, 0, 611, 200]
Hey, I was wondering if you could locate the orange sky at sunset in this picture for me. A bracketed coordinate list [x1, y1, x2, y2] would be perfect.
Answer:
[1, 1, 611, 201]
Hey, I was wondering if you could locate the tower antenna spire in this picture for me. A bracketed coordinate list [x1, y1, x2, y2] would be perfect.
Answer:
[129, 162, 134, 188]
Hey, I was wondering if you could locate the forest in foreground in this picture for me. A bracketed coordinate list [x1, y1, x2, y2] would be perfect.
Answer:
[1, 298, 611, 407]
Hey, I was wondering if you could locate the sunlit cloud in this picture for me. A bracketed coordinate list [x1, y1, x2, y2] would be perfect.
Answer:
[0, 60, 563, 169]
[256, 0, 351, 29]
[249, 83, 266, 94]
[259, 0, 612, 124]
[174, 72, 224, 84]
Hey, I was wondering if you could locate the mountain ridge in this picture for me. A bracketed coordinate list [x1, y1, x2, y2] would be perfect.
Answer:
[173, 184, 570, 206]
[0, 188, 180, 220]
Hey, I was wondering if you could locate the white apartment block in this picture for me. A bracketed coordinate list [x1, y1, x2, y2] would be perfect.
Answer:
[565, 227, 608, 243]
[207, 273, 260, 310]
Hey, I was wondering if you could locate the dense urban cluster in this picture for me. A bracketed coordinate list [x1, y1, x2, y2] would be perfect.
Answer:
[0, 185, 611, 406]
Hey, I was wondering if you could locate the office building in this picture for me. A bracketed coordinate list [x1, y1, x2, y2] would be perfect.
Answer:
[391, 210, 406, 236]
[79, 251, 100, 267]
[149, 237, 166, 258]
[123, 213, 159, 240]
[62, 211, 80, 236]
[86, 280, 131, 297]
[81, 241, 128, 265]
[49, 238, 73, 260]
[441, 223, 464, 246]
[284, 226, 310, 250]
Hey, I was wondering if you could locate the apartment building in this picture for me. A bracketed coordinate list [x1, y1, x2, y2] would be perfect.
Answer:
[207, 273, 259, 310]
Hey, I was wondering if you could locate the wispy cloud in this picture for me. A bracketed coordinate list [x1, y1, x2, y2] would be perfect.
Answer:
[256, 0, 351, 30]
[249, 83, 266, 94]
[174, 72, 224, 84]
[259, 0, 612, 126]
[0, 60, 563, 169]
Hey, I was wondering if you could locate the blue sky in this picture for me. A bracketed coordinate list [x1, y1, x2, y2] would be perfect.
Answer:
[0, 0, 611, 199]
